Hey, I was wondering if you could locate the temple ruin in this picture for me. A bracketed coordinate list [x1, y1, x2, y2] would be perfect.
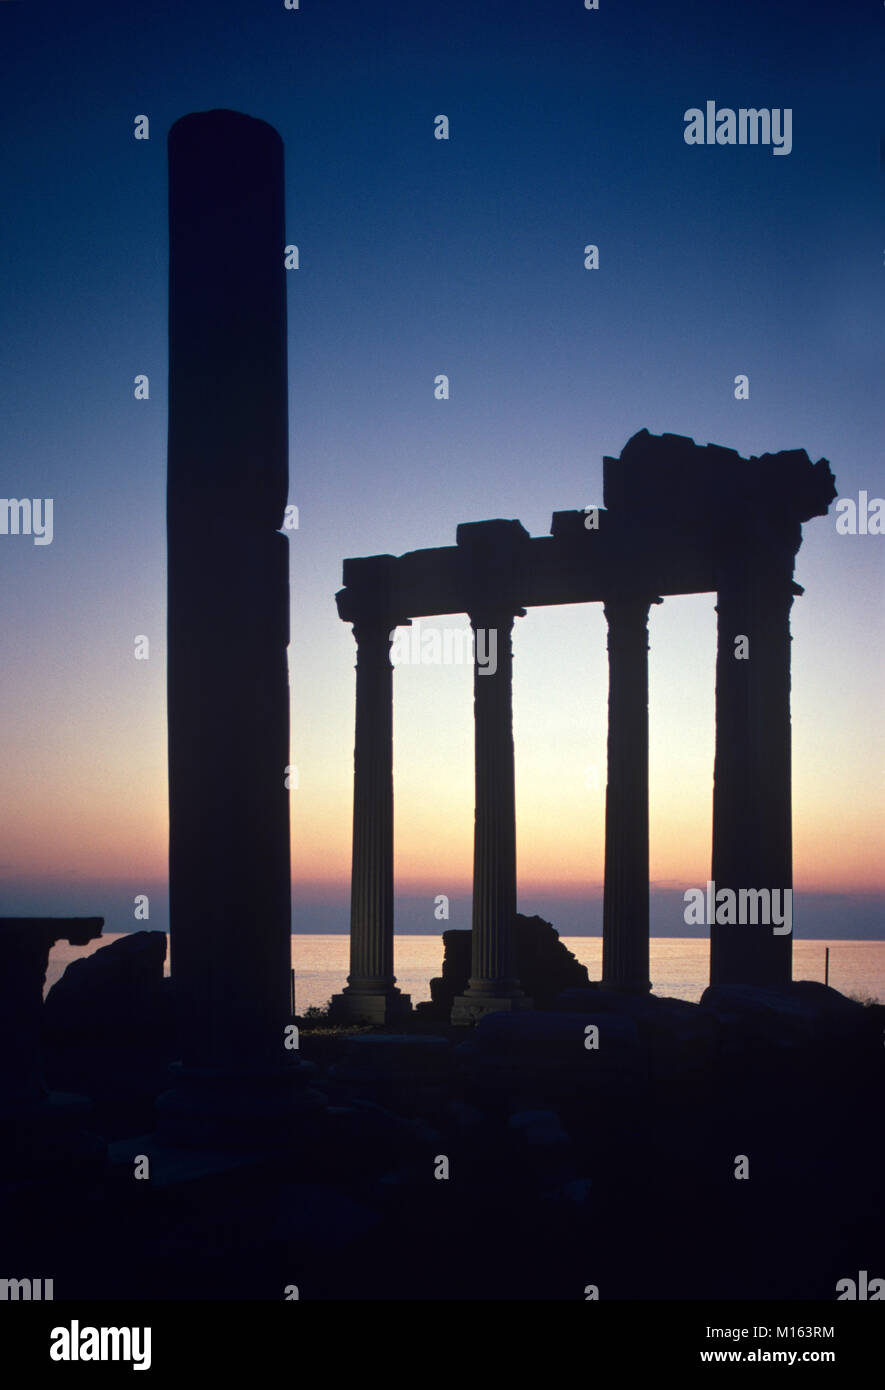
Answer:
[331, 433, 837, 1022]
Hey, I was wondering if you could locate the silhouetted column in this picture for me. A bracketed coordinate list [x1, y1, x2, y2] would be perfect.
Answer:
[451, 607, 532, 1022]
[711, 533, 797, 986]
[602, 596, 658, 993]
[330, 613, 411, 1024]
[158, 109, 309, 1149]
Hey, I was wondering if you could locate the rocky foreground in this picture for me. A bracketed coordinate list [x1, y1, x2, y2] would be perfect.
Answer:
[2, 930, 882, 1301]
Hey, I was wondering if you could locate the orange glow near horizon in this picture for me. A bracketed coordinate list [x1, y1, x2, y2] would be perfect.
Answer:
[0, 596, 881, 904]
[2, 738, 882, 897]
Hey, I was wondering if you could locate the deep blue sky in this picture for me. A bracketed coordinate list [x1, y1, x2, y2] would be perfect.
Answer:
[1, 0, 883, 942]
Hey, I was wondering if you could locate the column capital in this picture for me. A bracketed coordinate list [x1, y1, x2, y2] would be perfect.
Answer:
[351, 613, 411, 643]
[602, 593, 662, 614]
[336, 552, 409, 631]
[603, 595, 661, 653]
[466, 605, 526, 629]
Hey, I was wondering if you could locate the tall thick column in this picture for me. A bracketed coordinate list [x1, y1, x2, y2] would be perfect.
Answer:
[158, 109, 307, 1149]
[710, 532, 797, 986]
[601, 596, 658, 993]
[451, 606, 532, 1023]
[330, 611, 411, 1024]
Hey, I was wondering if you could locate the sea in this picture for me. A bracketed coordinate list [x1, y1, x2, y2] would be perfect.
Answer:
[44, 934, 885, 1008]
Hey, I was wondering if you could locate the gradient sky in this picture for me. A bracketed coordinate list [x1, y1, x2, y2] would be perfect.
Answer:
[1, 0, 883, 939]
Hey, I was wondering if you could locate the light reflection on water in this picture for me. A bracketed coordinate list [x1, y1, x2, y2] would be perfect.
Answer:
[46, 933, 885, 1010]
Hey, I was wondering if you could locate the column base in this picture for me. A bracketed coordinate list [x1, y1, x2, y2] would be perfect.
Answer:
[450, 991, 534, 1025]
[328, 988, 412, 1025]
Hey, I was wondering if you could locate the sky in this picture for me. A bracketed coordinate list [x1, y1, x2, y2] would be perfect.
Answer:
[1, 0, 883, 941]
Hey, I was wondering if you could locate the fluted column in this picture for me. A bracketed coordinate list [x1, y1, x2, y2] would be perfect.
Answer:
[331, 616, 411, 1023]
[711, 533, 796, 986]
[451, 607, 532, 1022]
[601, 595, 658, 993]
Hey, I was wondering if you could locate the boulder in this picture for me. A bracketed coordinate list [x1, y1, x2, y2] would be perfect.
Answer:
[699, 980, 865, 1046]
[44, 931, 168, 1043]
[554, 987, 718, 1087]
[42, 932, 172, 1122]
[466, 1009, 638, 1057]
